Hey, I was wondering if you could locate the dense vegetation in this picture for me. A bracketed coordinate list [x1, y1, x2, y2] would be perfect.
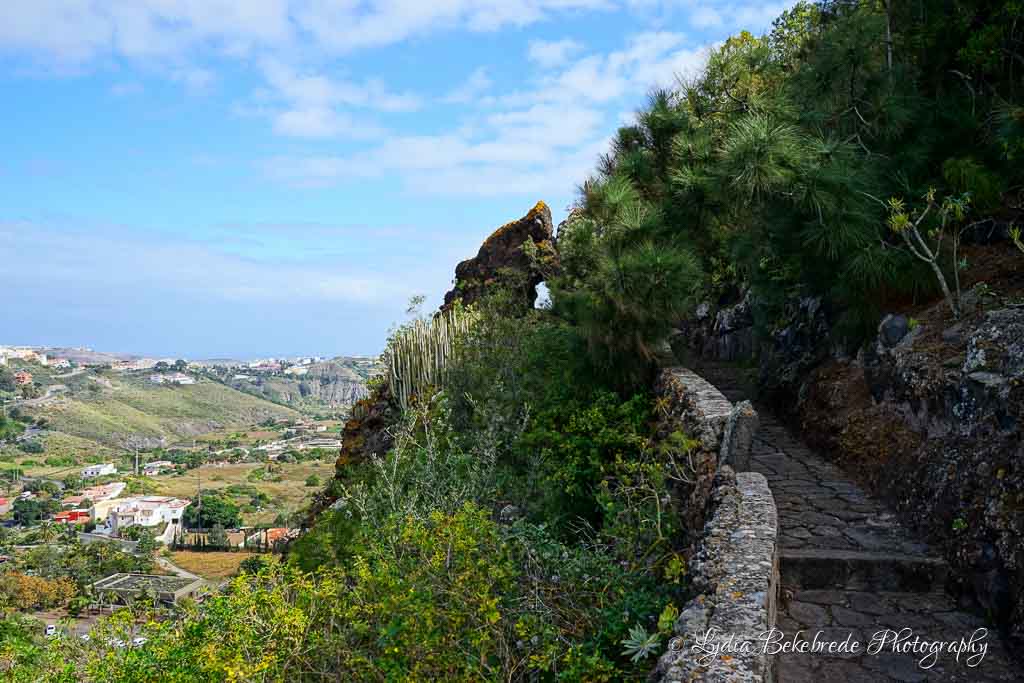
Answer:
[554, 0, 1023, 363]
[4, 0, 1022, 680]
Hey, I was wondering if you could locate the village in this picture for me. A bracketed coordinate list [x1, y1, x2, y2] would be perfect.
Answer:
[0, 346, 349, 641]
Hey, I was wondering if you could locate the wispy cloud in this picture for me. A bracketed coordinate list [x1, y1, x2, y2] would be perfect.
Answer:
[0, 218, 415, 306]
[527, 38, 584, 68]
[264, 30, 708, 196]
[444, 67, 492, 104]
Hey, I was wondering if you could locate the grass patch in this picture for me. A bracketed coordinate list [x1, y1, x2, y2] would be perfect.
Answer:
[147, 461, 335, 526]
[169, 551, 270, 580]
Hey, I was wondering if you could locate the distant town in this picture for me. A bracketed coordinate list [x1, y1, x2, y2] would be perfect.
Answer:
[0, 342, 373, 640]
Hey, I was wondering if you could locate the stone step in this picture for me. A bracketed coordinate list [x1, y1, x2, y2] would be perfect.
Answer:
[781, 548, 948, 593]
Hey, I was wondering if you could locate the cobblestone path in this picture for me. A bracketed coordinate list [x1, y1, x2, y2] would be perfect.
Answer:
[695, 361, 1019, 682]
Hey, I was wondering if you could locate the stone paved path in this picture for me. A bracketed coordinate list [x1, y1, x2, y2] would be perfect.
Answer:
[694, 361, 1020, 683]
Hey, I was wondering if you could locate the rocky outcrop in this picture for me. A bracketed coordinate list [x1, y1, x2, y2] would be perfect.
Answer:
[441, 201, 556, 313]
[335, 383, 397, 473]
[757, 296, 835, 416]
[302, 382, 398, 526]
[672, 291, 756, 364]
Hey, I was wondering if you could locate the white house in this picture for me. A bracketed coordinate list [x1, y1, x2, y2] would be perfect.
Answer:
[142, 460, 173, 476]
[108, 496, 190, 536]
[62, 481, 126, 507]
[82, 463, 118, 479]
[149, 372, 196, 386]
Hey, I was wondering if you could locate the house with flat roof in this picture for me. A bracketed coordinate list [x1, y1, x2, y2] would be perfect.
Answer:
[63, 481, 126, 507]
[82, 463, 118, 478]
[142, 460, 173, 476]
[108, 496, 190, 536]
[93, 573, 204, 605]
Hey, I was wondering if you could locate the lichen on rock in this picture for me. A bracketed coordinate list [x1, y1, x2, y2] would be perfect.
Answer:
[440, 201, 557, 313]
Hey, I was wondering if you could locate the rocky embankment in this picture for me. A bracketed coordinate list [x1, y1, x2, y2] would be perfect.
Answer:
[671, 246, 1024, 652]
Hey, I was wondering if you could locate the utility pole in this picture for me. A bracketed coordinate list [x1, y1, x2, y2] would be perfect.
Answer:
[194, 439, 202, 530]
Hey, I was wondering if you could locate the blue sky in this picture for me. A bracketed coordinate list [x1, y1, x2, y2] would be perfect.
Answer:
[1, 1, 785, 359]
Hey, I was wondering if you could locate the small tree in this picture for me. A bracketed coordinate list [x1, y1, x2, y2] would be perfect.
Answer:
[887, 190, 971, 319]
[304, 474, 320, 487]
[208, 524, 228, 549]
[1011, 225, 1024, 255]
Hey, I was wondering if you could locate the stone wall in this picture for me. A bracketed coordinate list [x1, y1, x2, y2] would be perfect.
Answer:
[655, 469, 779, 683]
[653, 367, 739, 548]
[652, 367, 777, 682]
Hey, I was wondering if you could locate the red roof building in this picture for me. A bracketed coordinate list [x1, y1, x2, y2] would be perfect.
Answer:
[54, 510, 91, 524]
[13, 371, 32, 386]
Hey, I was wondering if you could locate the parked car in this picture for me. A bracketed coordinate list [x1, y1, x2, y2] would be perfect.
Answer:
[44, 624, 57, 637]
[132, 637, 148, 648]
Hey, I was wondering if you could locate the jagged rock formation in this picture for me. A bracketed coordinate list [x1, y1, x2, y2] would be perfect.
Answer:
[307, 205, 556, 525]
[441, 201, 556, 313]
[302, 382, 398, 526]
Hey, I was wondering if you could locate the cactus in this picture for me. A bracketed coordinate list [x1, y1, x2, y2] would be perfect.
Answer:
[384, 305, 478, 412]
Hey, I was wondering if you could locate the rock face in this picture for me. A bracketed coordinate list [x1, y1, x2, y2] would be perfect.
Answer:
[798, 299, 1024, 651]
[229, 359, 376, 412]
[303, 381, 398, 527]
[441, 201, 556, 312]
[673, 290, 756, 363]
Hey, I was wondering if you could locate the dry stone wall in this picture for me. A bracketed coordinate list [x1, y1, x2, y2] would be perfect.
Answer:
[652, 367, 778, 683]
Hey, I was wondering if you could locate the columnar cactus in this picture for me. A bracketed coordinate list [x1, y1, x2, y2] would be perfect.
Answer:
[384, 305, 478, 412]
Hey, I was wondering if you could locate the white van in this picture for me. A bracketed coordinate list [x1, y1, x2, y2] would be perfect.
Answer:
[44, 624, 57, 637]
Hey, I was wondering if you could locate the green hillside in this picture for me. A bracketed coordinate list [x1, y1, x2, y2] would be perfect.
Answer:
[12, 369, 300, 454]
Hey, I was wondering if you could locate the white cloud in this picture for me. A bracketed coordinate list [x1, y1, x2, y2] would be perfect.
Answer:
[255, 58, 420, 138]
[0, 1, 615, 64]
[272, 107, 384, 139]
[171, 67, 216, 93]
[690, 6, 723, 28]
[290, 0, 614, 53]
[527, 38, 584, 68]
[444, 67, 492, 104]
[264, 28, 710, 194]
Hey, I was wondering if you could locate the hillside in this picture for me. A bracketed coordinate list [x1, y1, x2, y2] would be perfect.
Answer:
[11, 368, 300, 453]
[217, 357, 379, 414]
